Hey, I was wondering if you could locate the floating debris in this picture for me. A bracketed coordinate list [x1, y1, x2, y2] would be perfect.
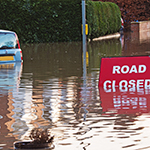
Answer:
[14, 128, 54, 150]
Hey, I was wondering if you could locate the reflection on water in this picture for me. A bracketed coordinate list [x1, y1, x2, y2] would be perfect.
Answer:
[0, 62, 22, 149]
[1, 35, 150, 149]
[100, 86, 150, 114]
[122, 32, 150, 56]
[88, 38, 122, 72]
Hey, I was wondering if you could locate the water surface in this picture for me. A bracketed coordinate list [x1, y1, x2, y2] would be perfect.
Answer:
[0, 33, 150, 150]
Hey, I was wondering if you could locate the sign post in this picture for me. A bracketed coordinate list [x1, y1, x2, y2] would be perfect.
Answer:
[82, 0, 88, 121]
[82, 0, 87, 80]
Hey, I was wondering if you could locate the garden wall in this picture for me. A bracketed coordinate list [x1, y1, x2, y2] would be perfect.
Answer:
[131, 21, 150, 43]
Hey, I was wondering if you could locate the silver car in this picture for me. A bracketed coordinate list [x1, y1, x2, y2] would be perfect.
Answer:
[0, 30, 23, 62]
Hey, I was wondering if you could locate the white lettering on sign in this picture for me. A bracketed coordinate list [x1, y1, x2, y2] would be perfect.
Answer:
[112, 65, 146, 74]
[103, 79, 150, 93]
[104, 79, 150, 88]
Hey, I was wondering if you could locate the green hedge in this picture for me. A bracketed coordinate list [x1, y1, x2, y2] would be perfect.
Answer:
[87, 1, 121, 40]
[0, 0, 82, 43]
[0, 0, 121, 43]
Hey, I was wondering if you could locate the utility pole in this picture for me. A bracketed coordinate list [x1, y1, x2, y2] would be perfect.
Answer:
[82, 0, 88, 121]
[82, 0, 87, 80]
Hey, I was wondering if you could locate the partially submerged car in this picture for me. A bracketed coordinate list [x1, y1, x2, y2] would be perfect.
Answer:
[0, 30, 23, 63]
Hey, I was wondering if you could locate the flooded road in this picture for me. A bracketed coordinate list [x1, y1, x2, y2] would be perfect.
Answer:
[0, 32, 150, 150]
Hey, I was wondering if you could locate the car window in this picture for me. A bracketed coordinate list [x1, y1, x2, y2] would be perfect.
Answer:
[0, 33, 17, 49]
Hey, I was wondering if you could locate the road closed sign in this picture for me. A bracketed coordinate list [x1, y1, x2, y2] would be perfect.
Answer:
[99, 56, 150, 114]
[99, 56, 150, 90]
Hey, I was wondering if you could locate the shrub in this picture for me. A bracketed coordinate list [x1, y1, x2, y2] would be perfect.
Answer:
[0, 0, 121, 43]
[0, 0, 82, 43]
[87, 1, 121, 40]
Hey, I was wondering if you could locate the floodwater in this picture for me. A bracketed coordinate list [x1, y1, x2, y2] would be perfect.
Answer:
[0, 32, 150, 150]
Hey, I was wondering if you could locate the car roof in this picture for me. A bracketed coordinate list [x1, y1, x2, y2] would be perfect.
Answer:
[0, 29, 15, 34]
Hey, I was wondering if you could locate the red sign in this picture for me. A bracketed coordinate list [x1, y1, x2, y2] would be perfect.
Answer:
[99, 56, 150, 114]
[99, 56, 150, 89]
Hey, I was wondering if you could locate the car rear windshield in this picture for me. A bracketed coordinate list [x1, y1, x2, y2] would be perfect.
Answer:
[0, 32, 18, 49]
